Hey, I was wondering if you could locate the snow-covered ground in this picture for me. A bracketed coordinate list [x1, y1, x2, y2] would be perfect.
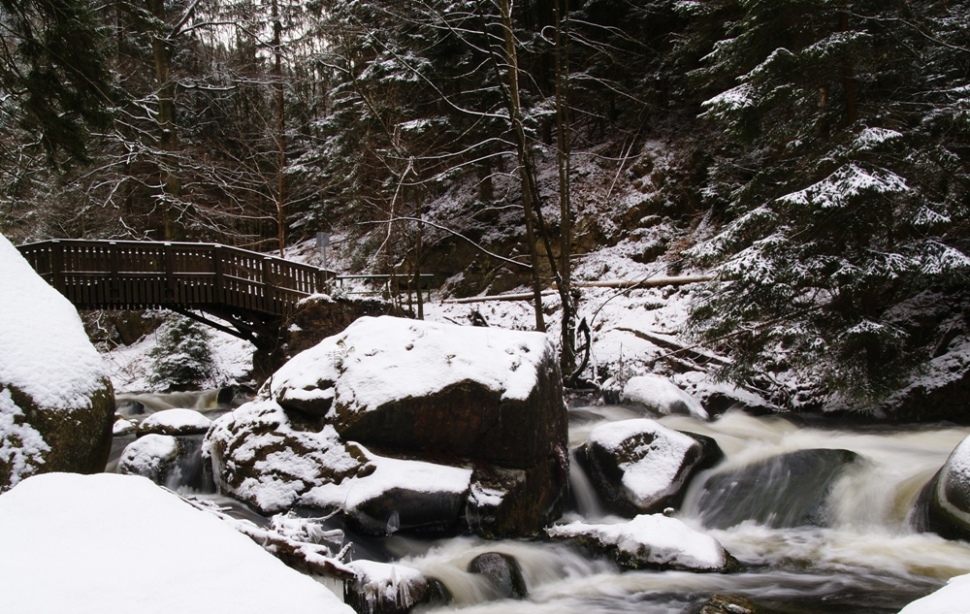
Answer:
[0, 472, 353, 614]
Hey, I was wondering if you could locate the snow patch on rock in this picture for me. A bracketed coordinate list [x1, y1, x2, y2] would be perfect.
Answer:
[622, 374, 708, 420]
[547, 514, 732, 572]
[266, 316, 551, 416]
[588, 419, 699, 509]
[0, 234, 108, 411]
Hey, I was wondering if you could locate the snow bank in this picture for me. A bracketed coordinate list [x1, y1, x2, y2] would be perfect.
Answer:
[266, 316, 552, 416]
[0, 472, 354, 614]
[898, 573, 970, 614]
[0, 234, 108, 411]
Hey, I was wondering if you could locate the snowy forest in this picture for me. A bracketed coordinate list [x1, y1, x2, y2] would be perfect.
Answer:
[2, 0, 970, 411]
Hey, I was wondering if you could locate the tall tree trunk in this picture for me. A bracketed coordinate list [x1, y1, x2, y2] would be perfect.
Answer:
[554, 0, 576, 379]
[498, 0, 546, 332]
[272, 0, 287, 256]
[147, 0, 184, 240]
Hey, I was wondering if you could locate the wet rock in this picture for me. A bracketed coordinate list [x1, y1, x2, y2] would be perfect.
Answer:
[622, 374, 708, 420]
[576, 418, 723, 517]
[344, 560, 450, 614]
[547, 514, 739, 573]
[699, 594, 772, 614]
[911, 435, 970, 541]
[691, 448, 860, 529]
[467, 552, 528, 600]
[118, 433, 211, 490]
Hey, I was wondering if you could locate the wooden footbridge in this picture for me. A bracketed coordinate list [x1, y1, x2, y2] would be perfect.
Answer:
[17, 239, 336, 353]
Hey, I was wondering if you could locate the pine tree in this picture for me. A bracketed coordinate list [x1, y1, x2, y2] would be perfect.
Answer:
[148, 314, 214, 391]
[681, 0, 970, 403]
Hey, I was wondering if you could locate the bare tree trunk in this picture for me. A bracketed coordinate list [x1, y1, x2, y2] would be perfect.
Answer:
[272, 0, 287, 256]
[498, 0, 546, 332]
[554, 0, 576, 379]
[147, 0, 184, 240]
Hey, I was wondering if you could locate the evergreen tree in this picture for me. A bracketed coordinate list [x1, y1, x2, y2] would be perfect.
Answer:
[148, 314, 214, 391]
[682, 0, 970, 403]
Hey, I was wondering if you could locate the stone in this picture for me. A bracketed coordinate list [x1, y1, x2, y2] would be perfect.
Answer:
[690, 448, 860, 529]
[622, 374, 709, 420]
[137, 408, 213, 436]
[467, 553, 528, 600]
[546, 514, 739, 573]
[118, 433, 211, 491]
[911, 435, 970, 541]
[344, 560, 450, 614]
[576, 418, 723, 517]
[0, 233, 115, 490]
[231, 316, 569, 537]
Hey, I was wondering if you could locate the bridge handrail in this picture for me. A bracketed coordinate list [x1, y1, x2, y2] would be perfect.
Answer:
[17, 239, 337, 316]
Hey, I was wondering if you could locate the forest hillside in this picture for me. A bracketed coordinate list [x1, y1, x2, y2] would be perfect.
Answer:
[2, 0, 969, 418]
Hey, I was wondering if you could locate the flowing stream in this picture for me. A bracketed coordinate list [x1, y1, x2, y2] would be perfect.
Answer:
[389, 407, 970, 613]
[117, 394, 970, 612]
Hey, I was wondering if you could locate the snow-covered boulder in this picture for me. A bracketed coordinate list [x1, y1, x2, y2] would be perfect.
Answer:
[344, 560, 450, 614]
[546, 514, 739, 573]
[622, 374, 709, 420]
[0, 234, 114, 490]
[0, 473, 354, 614]
[213, 316, 569, 537]
[576, 419, 723, 517]
[206, 400, 473, 535]
[118, 433, 210, 490]
[898, 572, 970, 614]
[911, 435, 970, 541]
[137, 408, 213, 436]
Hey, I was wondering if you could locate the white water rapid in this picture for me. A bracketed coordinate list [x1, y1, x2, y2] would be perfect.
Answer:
[394, 408, 970, 613]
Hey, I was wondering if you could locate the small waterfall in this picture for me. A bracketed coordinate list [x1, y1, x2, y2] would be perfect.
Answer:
[567, 451, 604, 519]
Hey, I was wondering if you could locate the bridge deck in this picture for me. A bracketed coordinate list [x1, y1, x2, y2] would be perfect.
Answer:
[17, 239, 335, 318]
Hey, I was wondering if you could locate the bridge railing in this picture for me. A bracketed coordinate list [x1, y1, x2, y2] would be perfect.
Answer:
[17, 239, 336, 316]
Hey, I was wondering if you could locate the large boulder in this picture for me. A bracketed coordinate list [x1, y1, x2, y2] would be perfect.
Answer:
[911, 435, 970, 541]
[576, 419, 724, 517]
[0, 234, 114, 490]
[688, 448, 860, 529]
[206, 316, 568, 537]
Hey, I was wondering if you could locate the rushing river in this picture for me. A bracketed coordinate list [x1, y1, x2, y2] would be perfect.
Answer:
[116, 393, 970, 613]
[389, 406, 970, 613]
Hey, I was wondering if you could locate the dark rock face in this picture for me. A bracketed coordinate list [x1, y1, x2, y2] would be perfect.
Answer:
[1, 381, 114, 490]
[911, 436, 970, 540]
[283, 295, 403, 360]
[690, 448, 860, 529]
[576, 419, 724, 517]
[468, 553, 528, 600]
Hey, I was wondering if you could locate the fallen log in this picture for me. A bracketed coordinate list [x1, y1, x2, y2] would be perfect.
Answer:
[443, 274, 714, 304]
